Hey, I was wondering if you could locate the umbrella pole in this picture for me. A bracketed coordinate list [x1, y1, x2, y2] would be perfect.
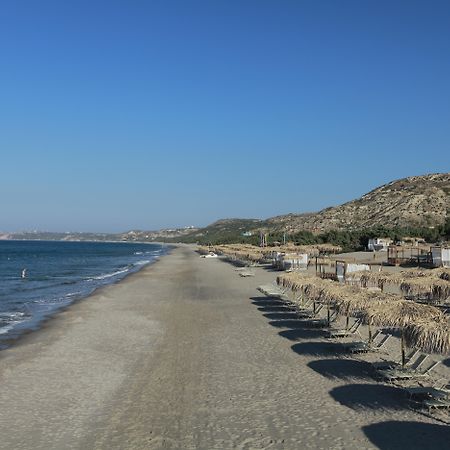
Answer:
[368, 318, 373, 344]
[401, 328, 406, 368]
[327, 301, 330, 327]
[345, 306, 350, 330]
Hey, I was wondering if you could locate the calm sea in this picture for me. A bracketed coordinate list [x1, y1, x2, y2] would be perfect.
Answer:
[0, 240, 167, 347]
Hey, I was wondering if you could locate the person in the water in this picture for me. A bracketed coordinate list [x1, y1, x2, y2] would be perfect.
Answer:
[21, 268, 27, 279]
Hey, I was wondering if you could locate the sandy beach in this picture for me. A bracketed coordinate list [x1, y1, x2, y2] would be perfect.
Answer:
[0, 246, 448, 449]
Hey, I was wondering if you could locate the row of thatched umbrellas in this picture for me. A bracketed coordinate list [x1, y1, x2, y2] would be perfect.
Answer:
[277, 272, 450, 363]
[199, 243, 343, 265]
[346, 268, 450, 302]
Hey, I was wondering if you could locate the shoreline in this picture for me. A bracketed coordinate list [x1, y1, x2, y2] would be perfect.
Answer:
[0, 243, 175, 352]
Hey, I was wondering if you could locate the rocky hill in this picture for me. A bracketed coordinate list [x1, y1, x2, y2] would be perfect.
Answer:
[266, 173, 450, 233]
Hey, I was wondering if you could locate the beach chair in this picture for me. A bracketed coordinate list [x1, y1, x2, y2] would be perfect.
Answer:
[296, 303, 324, 319]
[371, 348, 420, 371]
[343, 331, 391, 354]
[302, 309, 338, 328]
[327, 318, 362, 339]
[378, 359, 441, 383]
[257, 284, 290, 301]
[404, 382, 450, 400]
[404, 382, 450, 411]
[239, 270, 255, 277]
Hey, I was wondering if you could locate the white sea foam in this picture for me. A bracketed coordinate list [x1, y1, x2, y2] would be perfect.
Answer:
[134, 259, 151, 266]
[90, 267, 130, 280]
[0, 312, 26, 334]
[0, 324, 15, 335]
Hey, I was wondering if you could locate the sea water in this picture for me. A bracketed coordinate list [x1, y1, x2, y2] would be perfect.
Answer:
[0, 240, 167, 347]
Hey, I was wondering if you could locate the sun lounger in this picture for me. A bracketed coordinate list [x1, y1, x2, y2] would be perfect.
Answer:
[371, 348, 420, 371]
[343, 331, 391, 354]
[239, 270, 255, 277]
[296, 303, 324, 319]
[404, 382, 450, 411]
[405, 384, 450, 401]
[327, 318, 362, 339]
[302, 310, 338, 328]
[419, 397, 450, 411]
[378, 359, 441, 383]
[257, 285, 290, 300]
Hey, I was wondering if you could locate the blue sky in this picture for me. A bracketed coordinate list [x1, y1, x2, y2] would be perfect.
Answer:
[1, 1, 449, 232]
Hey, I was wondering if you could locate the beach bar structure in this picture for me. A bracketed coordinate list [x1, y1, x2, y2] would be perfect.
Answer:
[387, 245, 431, 266]
[431, 246, 450, 268]
[272, 252, 308, 271]
[335, 260, 370, 282]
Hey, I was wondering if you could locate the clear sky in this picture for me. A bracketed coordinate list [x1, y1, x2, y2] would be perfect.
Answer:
[1, 0, 449, 232]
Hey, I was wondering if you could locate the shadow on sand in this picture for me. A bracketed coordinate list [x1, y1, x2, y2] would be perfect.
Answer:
[363, 421, 450, 449]
[291, 341, 346, 357]
[263, 312, 300, 320]
[250, 295, 283, 303]
[330, 384, 406, 410]
[279, 328, 325, 341]
[257, 305, 295, 312]
[442, 357, 450, 368]
[308, 359, 373, 381]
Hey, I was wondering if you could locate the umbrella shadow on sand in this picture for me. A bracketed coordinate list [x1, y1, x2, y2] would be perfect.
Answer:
[279, 328, 326, 341]
[291, 341, 346, 357]
[330, 384, 406, 410]
[263, 312, 300, 320]
[308, 359, 373, 381]
[442, 357, 450, 368]
[257, 305, 295, 312]
[251, 297, 286, 307]
[268, 318, 318, 329]
[363, 421, 450, 449]
[250, 295, 283, 302]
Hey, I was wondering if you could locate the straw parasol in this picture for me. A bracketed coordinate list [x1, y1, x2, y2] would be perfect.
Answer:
[404, 319, 450, 355]
[361, 300, 444, 366]
[400, 277, 450, 302]
[277, 272, 387, 328]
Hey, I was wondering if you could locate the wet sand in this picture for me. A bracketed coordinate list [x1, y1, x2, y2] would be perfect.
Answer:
[0, 246, 448, 449]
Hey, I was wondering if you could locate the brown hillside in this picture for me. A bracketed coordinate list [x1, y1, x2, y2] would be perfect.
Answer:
[267, 173, 450, 232]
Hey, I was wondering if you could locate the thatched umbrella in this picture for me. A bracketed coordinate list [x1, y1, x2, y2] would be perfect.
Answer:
[400, 277, 450, 303]
[404, 319, 450, 355]
[361, 300, 444, 366]
[277, 273, 380, 328]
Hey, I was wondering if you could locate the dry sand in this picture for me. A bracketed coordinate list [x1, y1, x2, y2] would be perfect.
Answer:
[0, 246, 448, 449]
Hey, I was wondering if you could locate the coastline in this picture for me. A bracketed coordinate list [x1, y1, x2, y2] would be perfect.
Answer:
[0, 245, 447, 449]
[0, 242, 174, 351]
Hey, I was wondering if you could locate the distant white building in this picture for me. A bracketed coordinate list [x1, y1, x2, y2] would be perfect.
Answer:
[242, 231, 253, 237]
[367, 238, 392, 251]
[431, 246, 450, 268]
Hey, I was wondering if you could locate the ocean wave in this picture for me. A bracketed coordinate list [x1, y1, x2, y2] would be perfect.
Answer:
[89, 267, 131, 281]
[0, 323, 16, 335]
[0, 312, 27, 334]
[134, 259, 151, 266]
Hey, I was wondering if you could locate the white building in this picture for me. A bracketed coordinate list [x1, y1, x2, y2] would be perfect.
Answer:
[431, 246, 450, 268]
[367, 238, 392, 251]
